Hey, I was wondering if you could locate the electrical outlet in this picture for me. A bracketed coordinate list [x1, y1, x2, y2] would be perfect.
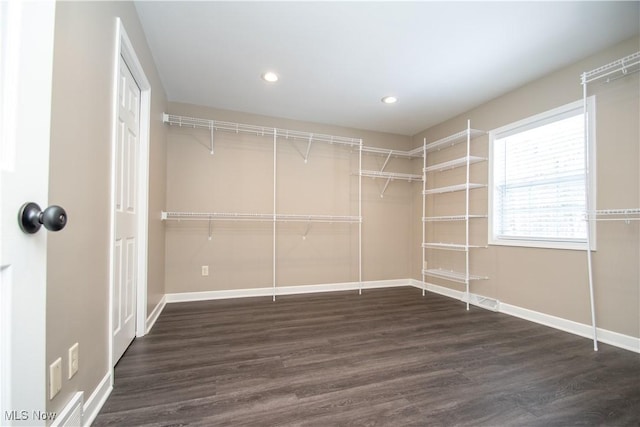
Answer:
[49, 357, 62, 399]
[68, 343, 79, 379]
[201, 265, 209, 276]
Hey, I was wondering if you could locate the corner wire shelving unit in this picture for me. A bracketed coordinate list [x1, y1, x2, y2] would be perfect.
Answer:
[359, 145, 424, 198]
[581, 51, 640, 351]
[421, 121, 488, 310]
[161, 113, 363, 301]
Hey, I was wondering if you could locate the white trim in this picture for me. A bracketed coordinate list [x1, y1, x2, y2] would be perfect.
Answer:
[50, 392, 83, 427]
[165, 279, 410, 303]
[118, 18, 152, 339]
[145, 295, 166, 334]
[499, 302, 640, 354]
[81, 372, 112, 427]
[108, 17, 152, 379]
[410, 279, 639, 354]
[487, 97, 597, 251]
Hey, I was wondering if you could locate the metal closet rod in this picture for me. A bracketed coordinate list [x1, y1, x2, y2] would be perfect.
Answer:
[161, 211, 361, 223]
[163, 113, 362, 147]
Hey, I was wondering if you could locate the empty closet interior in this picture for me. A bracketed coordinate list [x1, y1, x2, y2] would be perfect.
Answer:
[159, 45, 639, 353]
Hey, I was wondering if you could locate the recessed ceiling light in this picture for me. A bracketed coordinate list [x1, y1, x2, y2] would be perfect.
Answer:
[262, 71, 279, 83]
[381, 96, 398, 104]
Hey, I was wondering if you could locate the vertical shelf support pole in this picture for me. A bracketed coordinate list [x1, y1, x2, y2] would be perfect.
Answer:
[358, 142, 363, 295]
[273, 129, 277, 302]
[465, 120, 471, 311]
[422, 139, 427, 296]
[582, 73, 598, 351]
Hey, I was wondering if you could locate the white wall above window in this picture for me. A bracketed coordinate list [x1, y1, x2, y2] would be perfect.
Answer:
[488, 97, 596, 250]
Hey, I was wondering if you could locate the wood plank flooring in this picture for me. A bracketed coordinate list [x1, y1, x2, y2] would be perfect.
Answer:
[94, 287, 640, 426]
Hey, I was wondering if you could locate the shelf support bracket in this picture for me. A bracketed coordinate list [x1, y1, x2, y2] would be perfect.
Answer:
[304, 135, 313, 163]
[380, 151, 392, 173]
[289, 135, 314, 163]
[380, 177, 392, 198]
[209, 124, 215, 155]
[208, 215, 213, 241]
[302, 221, 312, 240]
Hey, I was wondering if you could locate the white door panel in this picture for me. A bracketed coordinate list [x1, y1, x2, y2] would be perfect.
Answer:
[0, 1, 56, 425]
[112, 58, 140, 364]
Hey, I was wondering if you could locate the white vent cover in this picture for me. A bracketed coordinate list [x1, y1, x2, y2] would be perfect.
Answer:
[51, 392, 83, 427]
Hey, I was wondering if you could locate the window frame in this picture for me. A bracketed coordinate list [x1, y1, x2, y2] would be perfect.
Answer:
[488, 97, 596, 251]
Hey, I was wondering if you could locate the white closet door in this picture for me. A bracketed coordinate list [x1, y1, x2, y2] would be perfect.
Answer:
[112, 57, 141, 364]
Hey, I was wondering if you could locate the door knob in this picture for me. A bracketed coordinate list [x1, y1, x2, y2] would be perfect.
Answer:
[18, 202, 68, 234]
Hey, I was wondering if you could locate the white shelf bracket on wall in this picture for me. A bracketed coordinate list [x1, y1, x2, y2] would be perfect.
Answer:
[302, 221, 312, 240]
[304, 136, 313, 163]
[380, 177, 392, 198]
[380, 151, 392, 173]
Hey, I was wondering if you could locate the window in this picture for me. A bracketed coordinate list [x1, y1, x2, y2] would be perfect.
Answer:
[488, 98, 595, 250]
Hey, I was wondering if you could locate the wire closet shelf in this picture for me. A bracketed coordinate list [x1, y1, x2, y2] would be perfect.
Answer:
[581, 50, 640, 352]
[163, 112, 364, 300]
[163, 113, 362, 147]
[421, 121, 489, 309]
[162, 211, 361, 223]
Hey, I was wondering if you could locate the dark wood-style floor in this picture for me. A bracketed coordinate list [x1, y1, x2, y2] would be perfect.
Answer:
[94, 287, 640, 426]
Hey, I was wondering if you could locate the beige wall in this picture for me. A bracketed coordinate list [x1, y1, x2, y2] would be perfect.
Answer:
[47, 1, 167, 416]
[412, 36, 640, 339]
[165, 103, 416, 293]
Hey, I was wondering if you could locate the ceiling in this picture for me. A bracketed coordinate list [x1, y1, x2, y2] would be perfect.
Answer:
[135, 1, 639, 136]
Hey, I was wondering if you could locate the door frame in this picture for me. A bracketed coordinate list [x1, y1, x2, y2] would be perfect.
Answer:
[108, 18, 151, 372]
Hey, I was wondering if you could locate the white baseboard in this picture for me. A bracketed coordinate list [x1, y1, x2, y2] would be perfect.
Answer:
[165, 279, 411, 303]
[411, 279, 639, 354]
[51, 392, 83, 427]
[145, 295, 166, 334]
[500, 302, 640, 353]
[82, 371, 112, 427]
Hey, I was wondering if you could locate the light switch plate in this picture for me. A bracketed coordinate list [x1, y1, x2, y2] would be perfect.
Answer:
[49, 357, 62, 399]
[68, 343, 79, 379]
